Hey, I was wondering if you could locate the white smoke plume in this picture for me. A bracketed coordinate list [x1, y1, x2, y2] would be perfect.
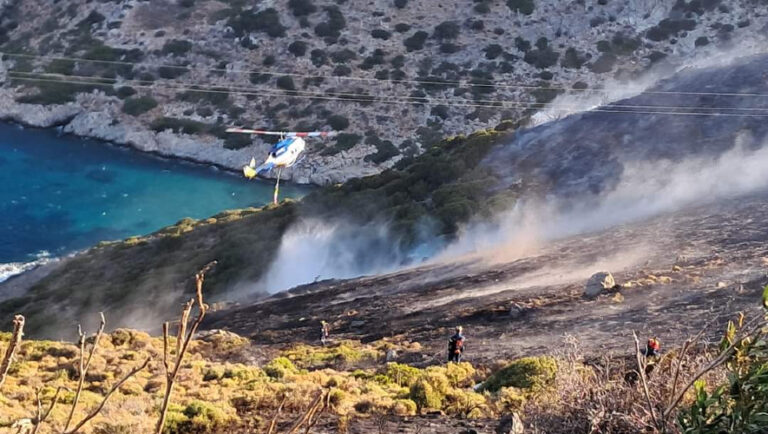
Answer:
[530, 35, 768, 126]
[248, 42, 768, 298]
[441, 137, 768, 263]
[249, 219, 404, 294]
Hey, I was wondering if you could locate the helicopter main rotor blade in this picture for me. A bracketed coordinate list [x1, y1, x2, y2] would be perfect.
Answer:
[225, 128, 339, 138]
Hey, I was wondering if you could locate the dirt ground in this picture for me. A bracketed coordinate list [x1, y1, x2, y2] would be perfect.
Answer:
[203, 194, 768, 368]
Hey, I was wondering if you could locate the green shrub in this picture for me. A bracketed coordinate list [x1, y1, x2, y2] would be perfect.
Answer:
[162, 39, 192, 56]
[224, 134, 253, 150]
[203, 367, 224, 381]
[589, 53, 617, 73]
[445, 362, 476, 387]
[433, 21, 460, 40]
[288, 0, 316, 16]
[610, 32, 641, 55]
[507, 0, 534, 14]
[158, 66, 189, 79]
[365, 140, 398, 164]
[561, 47, 586, 69]
[484, 44, 504, 59]
[333, 65, 351, 76]
[330, 48, 356, 63]
[116, 86, 137, 99]
[180, 400, 235, 432]
[515, 36, 531, 52]
[496, 386, 527, 411]
[178, 87, 231, 109]
[391, 399, 417, 416]
[150, 117, 208, 135]
[15, 80, 105, 105]
[310, 49, 327, 66]
[327, 114, 349, 130]
[371, 29, 391, 40]
[276, 75, 296, 91]
[523, 45, 559, 69]
[122, 96, 158, 116]
[228, 8, 286, 38]
[264, 357, 298, 379]
[314, 6, 345, 38]
[409, 379, 442, 410]
[394, 23, 410, 32]
[404, 31, 428, 52]
[444, 389, 488, 418]
[646, 18, 696, 41]
[439, 43, 461, 54]
[480, 356, 557, 392]
[45, 59, 75, 75]
[288, 40, 308, 57]
[385, 363, 421, 387]
[322, 133, 360, 155]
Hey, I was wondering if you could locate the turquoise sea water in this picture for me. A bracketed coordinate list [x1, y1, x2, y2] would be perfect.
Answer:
[0, 123, 308, 265]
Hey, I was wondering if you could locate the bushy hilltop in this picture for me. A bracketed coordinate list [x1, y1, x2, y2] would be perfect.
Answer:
[0, 0, 764, 184]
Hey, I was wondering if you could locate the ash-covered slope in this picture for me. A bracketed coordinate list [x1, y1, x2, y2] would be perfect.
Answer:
[203, 192, 768, 362]
[485, 53, 768, 198]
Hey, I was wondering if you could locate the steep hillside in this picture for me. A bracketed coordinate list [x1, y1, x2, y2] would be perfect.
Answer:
[2, 193, 768, 433]
[0, 0, 765, 183]
[5, 43, 768, 337]
[0, 126, 516, 337]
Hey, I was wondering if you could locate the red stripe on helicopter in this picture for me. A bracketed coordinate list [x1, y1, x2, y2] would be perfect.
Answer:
[225, 128, 338, 137]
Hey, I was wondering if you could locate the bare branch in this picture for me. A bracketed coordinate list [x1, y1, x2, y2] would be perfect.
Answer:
[267, 396, 286, 434]
[31, 386, 65, 434]
[667, 324, 710, 412]
[0, 314, 25, 390]
[64, 313, 106, 432]
[287, 390, 324, 434]
[662, 316, 768, 420]
[162, 322, 170, 375]
[64, 357, 150, 434]
[155, 261, 215, 434]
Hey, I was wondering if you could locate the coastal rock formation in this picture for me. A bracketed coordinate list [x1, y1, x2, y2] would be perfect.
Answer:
[0, 0, 765, 184]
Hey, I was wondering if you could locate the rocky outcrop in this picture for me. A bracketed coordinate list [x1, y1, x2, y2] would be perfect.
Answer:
[585, 272, 615, 298]
[0, 90, 82, 127]
[496, 413, 524, 434]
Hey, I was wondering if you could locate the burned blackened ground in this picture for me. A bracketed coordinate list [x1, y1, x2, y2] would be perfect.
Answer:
[203, 193, 768, 364]
[485, 54, 768, 197]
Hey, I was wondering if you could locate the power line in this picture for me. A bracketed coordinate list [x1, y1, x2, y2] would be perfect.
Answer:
[4, 50, 768, 98]
[9, 70, 768, 115]
[9, 72, 768, 118]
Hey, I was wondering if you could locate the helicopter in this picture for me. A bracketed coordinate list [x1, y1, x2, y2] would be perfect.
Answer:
[225, 128, 338, 204]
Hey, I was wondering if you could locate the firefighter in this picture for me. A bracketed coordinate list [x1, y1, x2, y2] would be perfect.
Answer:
[448, 326, 465, 363]
[320, 320, 330, 346]
[643, 337, 661, 358]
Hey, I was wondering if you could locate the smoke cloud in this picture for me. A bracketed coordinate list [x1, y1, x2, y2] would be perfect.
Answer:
[246, 219, 405, 295]
[441, 136, 768, 263]
[247, 40, 768, 298]
[531, 35, 768, 126]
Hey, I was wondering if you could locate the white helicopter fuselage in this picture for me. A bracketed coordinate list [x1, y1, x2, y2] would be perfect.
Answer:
[268, 137, 305, 168]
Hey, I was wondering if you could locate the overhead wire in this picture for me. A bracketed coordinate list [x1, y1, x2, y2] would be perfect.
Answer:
[8, 70, 768, 117]
[4, 50, 768, 98]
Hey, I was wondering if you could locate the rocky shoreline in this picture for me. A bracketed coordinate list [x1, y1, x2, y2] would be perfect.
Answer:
[0, 83, 385, 186]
